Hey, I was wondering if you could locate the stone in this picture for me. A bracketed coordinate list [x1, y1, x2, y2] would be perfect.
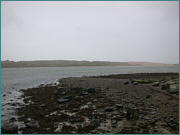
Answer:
[10, 117, 16, 122]
[26, 119, 40, 128]
[161, 84, 169, 90]
[146, 95, 151, 99]
[86, 88, 96, 93]
[116, 104, 123, 109]
[1, 122, 18, 134]
[167, 80, 176, 85]
[40, 104, 46, 108]
[58, 98, 69, 103]
[57, 87, 64, 90]
[105, 107, 114, 112]
[152, 82, 159, 87]
[54, 87, 65, 95]
[80, 91, 88, 95]
[126, 106, 139, 120]
[58, 95, 72, 103]
[131, 79, 151, 84]
[63, 95, 72, 99]
[124, 82, 129, 85]
[143, 116, 151, 120]
[131, 79, 142, 83]
[90, 119, 100, 127]
[133, 82, 139, 85]
[71, 87, 83, 92]
[169, 83, 179, 94]
[150, 111, 156, 115]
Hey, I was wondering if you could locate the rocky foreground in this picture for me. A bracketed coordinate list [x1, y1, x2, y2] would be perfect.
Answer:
[2, 73, 179, 134]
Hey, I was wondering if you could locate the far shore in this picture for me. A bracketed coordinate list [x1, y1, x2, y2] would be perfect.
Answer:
[1, 65, 177, 68]
[1, 60, 176, 68]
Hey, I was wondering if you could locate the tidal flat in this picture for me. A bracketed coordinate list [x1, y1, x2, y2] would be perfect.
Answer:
[2, 73, 179, 134]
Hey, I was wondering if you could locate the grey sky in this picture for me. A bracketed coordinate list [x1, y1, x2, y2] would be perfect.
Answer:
[1, 1, 179, 64]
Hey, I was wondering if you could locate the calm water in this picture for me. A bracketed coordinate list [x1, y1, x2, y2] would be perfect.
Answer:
[1, 66, 179, 94]
[0, 66, 179, 129]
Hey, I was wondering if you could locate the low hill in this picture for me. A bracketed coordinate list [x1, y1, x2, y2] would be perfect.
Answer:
[1, 60, 130, 68]
[1, 60, 174, 68]
[127, 61, 174, 66]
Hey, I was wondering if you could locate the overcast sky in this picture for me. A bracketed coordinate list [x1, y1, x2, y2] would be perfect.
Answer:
[1, 1, 179, 64]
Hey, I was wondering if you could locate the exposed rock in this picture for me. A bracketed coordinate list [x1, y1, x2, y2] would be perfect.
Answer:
[152, 82, 159, 87]
[167, 80, 176, 85]
[71, 87, 83, 92]
[63, 95, 72, 100]
[26, 119, 40, 128]
[133, 82, 139, 85]
[1, 122, 18, 134]
[58, 97, 70, 103]
[169, 83, 179, 94]
[62, 92, 66, 95]
[131, 79, 151, 84]
[57, 87, 64, 90]
[40, 104, 46, 108]
[90, 119, 100, 127]
[80, 91, 88, 95]
[58, 95, 72, 103]
[131, 79, 141, 83]
[150, 111, 156, 115]
[143, 116, 151, 120]
[126, 105, 139, 120]
[116, 104, 123, 109]
[124, 82, 129, 85]
[105, 107, 114, 112]
[161, 83, 169, 90]
[86, 88, 96, 93]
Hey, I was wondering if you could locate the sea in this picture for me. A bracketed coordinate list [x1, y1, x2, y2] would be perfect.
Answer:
[1, 66, 179, 130]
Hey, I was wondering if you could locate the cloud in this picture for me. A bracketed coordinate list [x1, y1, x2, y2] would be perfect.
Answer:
[1, 1, 179, 64]
[1, 3, 23, 29]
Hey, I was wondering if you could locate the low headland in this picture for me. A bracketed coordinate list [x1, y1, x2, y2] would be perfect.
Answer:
[1, 73, 179, 134]
[1, 60, 175, 68]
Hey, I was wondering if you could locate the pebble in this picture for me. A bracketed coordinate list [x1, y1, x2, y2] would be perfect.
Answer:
[80, 91, 88, 95]
[90, 119, 100, 127]
[26, 119, 40, 128]
[116, 104, 123, 109]
[104, 107, 114, 112]
[124, 82, 129, 85]
[133, 82, 139, 85]
[58, 98, 69, 103]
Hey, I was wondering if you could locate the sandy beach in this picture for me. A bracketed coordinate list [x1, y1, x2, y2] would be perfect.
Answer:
[2, 73, 179, 134]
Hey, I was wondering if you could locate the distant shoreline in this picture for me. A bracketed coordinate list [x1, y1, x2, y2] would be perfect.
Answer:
[1, 65, 177, 68]
[1, 60, 176, 68]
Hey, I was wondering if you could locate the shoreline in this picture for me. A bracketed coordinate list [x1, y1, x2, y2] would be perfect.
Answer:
[1, 73, 179, 134]
[1, 65, 177, 68]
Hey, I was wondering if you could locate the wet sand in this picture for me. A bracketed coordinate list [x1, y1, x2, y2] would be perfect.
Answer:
[4, 73, 179, 134]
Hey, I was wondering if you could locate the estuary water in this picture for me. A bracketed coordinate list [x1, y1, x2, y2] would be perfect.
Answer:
[1, 66, 179, 94]
[0, 66, 179, 130]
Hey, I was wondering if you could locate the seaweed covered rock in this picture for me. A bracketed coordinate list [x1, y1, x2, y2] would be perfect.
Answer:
[126, 105, 139, 120]
[152, 82, 159, 87]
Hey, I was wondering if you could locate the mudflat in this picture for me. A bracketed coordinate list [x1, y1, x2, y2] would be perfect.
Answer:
[11, 73, 179, 134]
